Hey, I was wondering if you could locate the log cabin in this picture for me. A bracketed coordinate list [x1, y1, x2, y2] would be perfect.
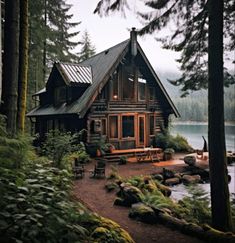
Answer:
[27, 28, 179, 149]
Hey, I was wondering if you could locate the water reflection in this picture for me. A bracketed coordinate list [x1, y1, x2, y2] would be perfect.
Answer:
[171, 165, 235, 200]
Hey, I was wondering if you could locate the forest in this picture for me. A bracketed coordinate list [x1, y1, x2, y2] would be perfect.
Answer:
[158, 72, 235, 122]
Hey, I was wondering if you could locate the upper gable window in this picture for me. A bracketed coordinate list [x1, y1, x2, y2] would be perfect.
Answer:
[54, 86, 66, 104]
[111, 70, 119, 100]
[122, 66, 134, 100]
[138, 71, 146, 101]
[149, 87, 156, 101]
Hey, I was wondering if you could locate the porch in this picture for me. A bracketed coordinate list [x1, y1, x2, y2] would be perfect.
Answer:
[103, 147, 163, 163]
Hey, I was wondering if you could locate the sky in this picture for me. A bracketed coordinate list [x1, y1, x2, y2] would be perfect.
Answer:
[67, 0, 180, 73]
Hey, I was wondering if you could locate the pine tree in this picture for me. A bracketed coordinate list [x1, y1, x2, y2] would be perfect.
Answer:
[27, 0, 81, 110]
[79, 30, 96, 62]
[94, 0, 234, 231]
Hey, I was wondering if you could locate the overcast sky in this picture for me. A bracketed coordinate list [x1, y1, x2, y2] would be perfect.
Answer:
[67, 0, 180, 73]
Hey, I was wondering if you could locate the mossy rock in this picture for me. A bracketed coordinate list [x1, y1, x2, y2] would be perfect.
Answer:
[155, 182, 172, 197]
[93, 216, 135, 243]
[129, 202, 157, 224]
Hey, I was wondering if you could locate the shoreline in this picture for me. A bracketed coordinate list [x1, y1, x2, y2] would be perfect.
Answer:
[171, 121, 235, 126]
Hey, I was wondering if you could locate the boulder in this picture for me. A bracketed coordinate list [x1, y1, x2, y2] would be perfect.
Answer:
[162, 168, 175, 179]
[184, 156, 196, 166]
[182, 174, 201, 184]
[116, 185, 143, 207]
[129, 202, 157, 223]
[157, 183, 172, 197]
[164, 177, 181, 186]
[152, 173, 164, 181]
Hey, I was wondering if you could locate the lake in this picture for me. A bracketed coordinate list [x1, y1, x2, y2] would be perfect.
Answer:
[170, 123, 235, 151]
[170, 123, 235, 199]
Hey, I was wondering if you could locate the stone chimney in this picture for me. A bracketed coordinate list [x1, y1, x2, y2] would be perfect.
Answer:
[130, 27, 137, 57]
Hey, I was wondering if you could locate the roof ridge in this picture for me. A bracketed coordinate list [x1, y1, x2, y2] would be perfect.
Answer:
[79, 39, 130, 64]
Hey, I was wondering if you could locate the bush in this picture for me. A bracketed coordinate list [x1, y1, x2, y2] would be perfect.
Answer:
[154, 131, 193, 152]
[0, 159, 134, 243]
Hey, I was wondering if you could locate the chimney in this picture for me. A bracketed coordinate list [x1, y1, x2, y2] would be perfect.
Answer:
[130, 27, 137, 57]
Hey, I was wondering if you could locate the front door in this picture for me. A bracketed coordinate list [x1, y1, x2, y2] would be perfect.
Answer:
[137, 115, 145, 147]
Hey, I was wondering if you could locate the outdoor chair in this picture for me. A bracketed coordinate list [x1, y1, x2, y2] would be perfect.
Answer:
[90, 159, 106, 178]
[72, 158, 85, 179]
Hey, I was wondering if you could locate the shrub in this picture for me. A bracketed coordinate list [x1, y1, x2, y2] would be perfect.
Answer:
[0, 135, 35, 169]
[178, 185, 211, 224]
[119, 155, 127, 165]
[154, 131, 193, 152]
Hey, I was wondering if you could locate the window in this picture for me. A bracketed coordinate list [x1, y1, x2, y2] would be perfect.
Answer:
[109, 116, 118, 138]
[123, 66, 134, 100]
[150, 115, 155, 135]
[111, 71, 119, 100]
[122, 116, 134, 138]
[138, 72, 146, 101]
[101, 119, 107, 135]
[149, 87, 156, 101]
[54, 86, 66, 104]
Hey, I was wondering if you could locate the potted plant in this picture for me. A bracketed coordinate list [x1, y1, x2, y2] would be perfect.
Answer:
[119, 155, 127, 165]
[163, 148, 175, 161]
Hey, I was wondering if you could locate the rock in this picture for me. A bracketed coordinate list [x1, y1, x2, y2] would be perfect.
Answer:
[129, 203, 157, 223]
[157, 183, 172, 197]
[164, 177, 181, 186]
[116, 185, 143, 207]
[174, 173, 182, 179]
[152, 173, 163, 181]
[162, 168, 175, 179]
[184, 156, 196, 166]
[186, 166, 210, 182]
[182, 174, 201, 184]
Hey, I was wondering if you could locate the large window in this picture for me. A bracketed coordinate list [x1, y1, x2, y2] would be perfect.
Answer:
[54, 86, 66, 104]
[138, 72, 146, 101]
[111, 71, 119, 100]
[122, 116, 134, 138]
[122, 66, 134, 100]
[109, 116, 118, 138]
[101, 119, 107, 135]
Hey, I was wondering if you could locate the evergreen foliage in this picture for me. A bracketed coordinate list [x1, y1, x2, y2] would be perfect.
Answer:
[27, 0, 81, 110]
[79, 30, 96, 62]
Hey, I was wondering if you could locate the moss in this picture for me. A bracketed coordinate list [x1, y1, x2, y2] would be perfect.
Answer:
[95, 216, 135, 243]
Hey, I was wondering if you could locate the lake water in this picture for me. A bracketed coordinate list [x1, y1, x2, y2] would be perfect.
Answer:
[170, 123, 235, 199]
[170, 123, 235, 151]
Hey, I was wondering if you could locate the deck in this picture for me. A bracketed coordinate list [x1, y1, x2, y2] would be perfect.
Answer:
[103, 147, 163, 163]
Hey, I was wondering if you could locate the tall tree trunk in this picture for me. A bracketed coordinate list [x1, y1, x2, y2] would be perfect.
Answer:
[2, 0, 19, 136]
[43, 0, 47, 82]
[17, 0, 29, 132]
[208, 0, 233, 231]
[0, 0, 2, 102]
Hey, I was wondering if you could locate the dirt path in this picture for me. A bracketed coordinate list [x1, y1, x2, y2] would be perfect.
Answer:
[73, 159, 205, 243]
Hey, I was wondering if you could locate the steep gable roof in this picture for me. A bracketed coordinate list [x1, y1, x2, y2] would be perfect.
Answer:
[27, 40, 130, 117]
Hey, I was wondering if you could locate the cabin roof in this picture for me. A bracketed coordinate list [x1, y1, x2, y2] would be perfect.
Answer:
[27, 38, 179, 118]
[57, 63, 93, 85]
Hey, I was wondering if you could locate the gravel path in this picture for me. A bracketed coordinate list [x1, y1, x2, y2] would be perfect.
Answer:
[73, 158, 205, 243]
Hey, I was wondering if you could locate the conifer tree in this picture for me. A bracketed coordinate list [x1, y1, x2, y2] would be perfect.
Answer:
[27, 0, 81, 110]
[79, 30, 96, 62]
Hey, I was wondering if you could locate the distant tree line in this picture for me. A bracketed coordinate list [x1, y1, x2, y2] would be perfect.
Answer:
[172, 87, 235, 122]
